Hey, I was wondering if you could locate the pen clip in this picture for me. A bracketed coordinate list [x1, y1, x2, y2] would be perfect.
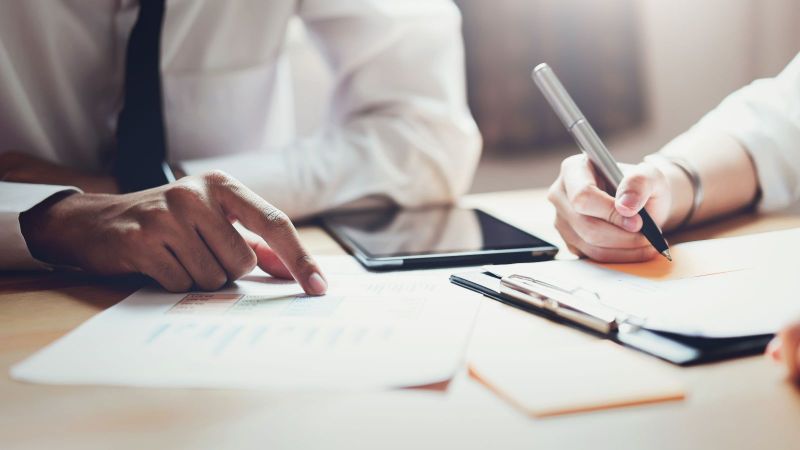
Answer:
[499, 274, 622, 334]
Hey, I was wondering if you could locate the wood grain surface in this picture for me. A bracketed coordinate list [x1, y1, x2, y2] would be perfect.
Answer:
[3, 189, 800, 450]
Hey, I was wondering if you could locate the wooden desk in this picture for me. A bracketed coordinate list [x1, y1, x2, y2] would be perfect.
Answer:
[3, 189, 800, 450]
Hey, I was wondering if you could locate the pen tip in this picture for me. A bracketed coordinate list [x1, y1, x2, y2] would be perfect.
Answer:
[661, 249, 672, 262]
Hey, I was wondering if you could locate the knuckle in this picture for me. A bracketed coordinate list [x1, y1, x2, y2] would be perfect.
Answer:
[546, 181, 561, 204]
[187, 251, 228, 290]
[569, 185, 595, 212]
[625, 173, 648, 190]
[155, 260, 176, 280]
[264, 207, 291, 228]
[202, 169, 233, 187]
[135, 203, 173, 229]
[228, 229, 247, 250]
[155, 267, 191, 292]
[240, 249, 258, 270]
[294, 254, 315, 272]
[164, 183, 205, 205]
[229, 249, 258, 280]
[189, 247, 213, 268]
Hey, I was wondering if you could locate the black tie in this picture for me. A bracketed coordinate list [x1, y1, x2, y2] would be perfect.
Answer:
[114, 0, 175, 193]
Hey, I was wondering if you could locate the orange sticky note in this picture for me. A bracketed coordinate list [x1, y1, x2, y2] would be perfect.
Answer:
[594, 236, 751, 281]
[470, 341, 685, 418]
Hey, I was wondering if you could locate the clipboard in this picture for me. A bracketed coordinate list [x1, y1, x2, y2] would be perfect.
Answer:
[450, 270, 772, 365]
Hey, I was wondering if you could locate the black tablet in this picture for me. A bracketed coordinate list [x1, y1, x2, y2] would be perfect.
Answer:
[320, 206, 559, 270]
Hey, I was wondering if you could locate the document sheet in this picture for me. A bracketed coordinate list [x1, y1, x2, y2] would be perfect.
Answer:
[489, 228, 800, 337]
[11, 257, 479, 390]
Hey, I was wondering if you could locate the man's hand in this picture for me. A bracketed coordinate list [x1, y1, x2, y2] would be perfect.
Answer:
[19, 170, 328, 294]
[0, 151, 119, 193]
[547, 154, 676, 262]
[766, 321, 800, 384]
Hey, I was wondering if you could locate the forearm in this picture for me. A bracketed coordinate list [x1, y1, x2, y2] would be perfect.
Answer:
[649, 129, 760, 231]
[180, 114, 480, 220]
[0, 151, 118, 194]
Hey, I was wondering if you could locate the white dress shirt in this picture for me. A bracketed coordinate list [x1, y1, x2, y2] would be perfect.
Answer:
[0, 0, 481, 269]
[695, 52, 800, 212]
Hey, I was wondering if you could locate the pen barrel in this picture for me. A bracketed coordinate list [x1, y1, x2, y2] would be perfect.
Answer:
[532, 63, 584, 128]
[570, 120, 625, 188]
[532, 63, 625, 189]
[638, 209, 668, 253]
[532, 62, 671, 258]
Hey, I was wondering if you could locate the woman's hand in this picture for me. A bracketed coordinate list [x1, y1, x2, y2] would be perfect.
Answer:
[547, 154, 686, 262]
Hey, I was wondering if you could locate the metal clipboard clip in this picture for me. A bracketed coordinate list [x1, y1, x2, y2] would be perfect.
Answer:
[498, 274, 645, 335]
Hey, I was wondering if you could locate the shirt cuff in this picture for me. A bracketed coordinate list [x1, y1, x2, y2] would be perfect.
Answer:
[0, 182, 82, 270]
[694, 88, 800, 212]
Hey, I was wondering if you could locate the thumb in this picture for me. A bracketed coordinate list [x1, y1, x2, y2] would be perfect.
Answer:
[615, 165, 659, 217]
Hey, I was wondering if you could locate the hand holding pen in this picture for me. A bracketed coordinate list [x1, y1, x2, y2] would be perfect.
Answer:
[547, 154, 675, 262]
[534, 63, 688, 263]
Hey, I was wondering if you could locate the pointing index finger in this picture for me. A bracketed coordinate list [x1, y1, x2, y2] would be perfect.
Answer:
[207, 172, 328, 295]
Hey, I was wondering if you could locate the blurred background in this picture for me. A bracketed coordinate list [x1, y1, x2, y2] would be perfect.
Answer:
[287, 0, 800, 194]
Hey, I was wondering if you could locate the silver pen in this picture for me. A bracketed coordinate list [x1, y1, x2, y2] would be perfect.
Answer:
[532, 63, 671, 261]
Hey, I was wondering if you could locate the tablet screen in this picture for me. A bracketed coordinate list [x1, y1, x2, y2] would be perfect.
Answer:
[322, 207, 553, 258]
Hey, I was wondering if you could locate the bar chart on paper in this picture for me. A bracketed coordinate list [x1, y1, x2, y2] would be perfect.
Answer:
[11, 258, 479, 390]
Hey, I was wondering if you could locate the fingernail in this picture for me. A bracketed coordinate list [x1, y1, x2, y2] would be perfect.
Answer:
[308, 272, 328, 295]
[766, 336, 782, 361]
[619, 193, 639, 209]
[622, 217, 638, 231]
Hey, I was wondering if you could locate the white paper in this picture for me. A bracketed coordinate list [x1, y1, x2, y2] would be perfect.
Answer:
[488, 228, 800, 338]
[638, 266, 800, 337]
[11, 256, 479, 390]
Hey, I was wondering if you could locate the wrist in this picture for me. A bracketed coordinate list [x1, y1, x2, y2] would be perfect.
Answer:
[19, 191, 83, 266]
[644, 155, 694, 231]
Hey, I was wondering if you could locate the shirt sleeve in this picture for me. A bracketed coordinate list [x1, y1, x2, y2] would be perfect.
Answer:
[693, 52, 800, 212]
[180, 0, 481, 219]
[0, 182, 81, 270]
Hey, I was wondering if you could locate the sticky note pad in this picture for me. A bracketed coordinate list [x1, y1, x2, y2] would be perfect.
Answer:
[469, 341, 685, 418]
[594, 228, 800, 281]
[594, 236, 749, 280]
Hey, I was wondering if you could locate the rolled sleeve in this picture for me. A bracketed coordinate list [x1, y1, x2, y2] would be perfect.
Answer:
[182, 0, 482, 220]
[0, 182, 80, 270]
[694, 53, 800, 212]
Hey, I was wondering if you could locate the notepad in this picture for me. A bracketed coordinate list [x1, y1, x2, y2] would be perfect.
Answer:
[469, 341, 685, 418]
[594, 228, 789, 280]
[594, 236, 746, 280]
